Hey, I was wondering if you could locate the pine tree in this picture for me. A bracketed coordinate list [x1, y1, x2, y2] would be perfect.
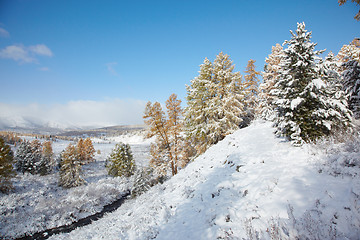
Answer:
[273, 22, 351, 145]
[15, 140, 42, 174]
[39, 141, 55, 175]
[106, 143, 135, 177]
[166, 93, 183, 175]
[144, 94, 192, 176]
[59, 144, 84, 188]
[83, 138, 96, 163]
[243, 59, 261, 125]
[184, 52, 245, 155]
[184, 58, 213, 154]
[0, 137, 16, 193]
[342, 60, 360, 118]
[76, 138, 86, 164]
[258, 43, 283, 120]
[131, 167, 152, 198]
[338, 40, 360, 118]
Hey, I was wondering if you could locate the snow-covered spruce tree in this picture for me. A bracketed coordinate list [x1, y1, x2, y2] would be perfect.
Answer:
[243, 59, 261, 126]
[38, 141, 55, 175]
[272, 22, 352, 145]
[257, 43, 283, 120]
[15, 140, 42, 174]
[184, 52, 245, 155]
[131, 167, 152, 198]
[59, 144, 84, 188]
[338, 41, 360, 118]
[106, 142, 135, 178]
[342, 60, 360, 118]
[0, 137, 16, 193]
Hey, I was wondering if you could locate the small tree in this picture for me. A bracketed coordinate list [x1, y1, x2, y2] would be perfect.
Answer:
[75, 138, 95, 164]
[39, 141, 55, 175]
[243, 59, 261, 125]
[0, 137, 16, 193]
[59, 144, 84, 188]
[106, 143, 135, 177]
[131, 167, 152, 198]
[342, 60, 360, 118]
[84, 138, 96, 163]
[258, 43, 283, 120]
[15, 140, 42, 174]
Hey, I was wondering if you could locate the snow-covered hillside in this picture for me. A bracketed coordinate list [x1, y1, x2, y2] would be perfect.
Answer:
[50, 121, 360, 239]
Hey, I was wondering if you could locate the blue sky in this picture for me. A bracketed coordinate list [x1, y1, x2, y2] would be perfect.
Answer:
[0, 0, 359, 127]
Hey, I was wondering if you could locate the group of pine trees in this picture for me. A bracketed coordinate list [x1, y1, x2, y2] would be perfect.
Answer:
[15, 140, 55, 175]
[143, 22, 359, 177]
[259, 22, 358, 145]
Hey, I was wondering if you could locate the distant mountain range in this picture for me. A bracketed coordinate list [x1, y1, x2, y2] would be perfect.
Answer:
[0, 117, 145, 136]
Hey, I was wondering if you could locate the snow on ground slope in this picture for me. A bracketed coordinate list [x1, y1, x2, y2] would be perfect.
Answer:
[47, 120, 359, 239]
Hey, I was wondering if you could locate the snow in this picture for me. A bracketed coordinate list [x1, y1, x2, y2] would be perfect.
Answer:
[44, 121, 360, 239]
[290, 97, 303, 110]
[0, 133, 151, 239]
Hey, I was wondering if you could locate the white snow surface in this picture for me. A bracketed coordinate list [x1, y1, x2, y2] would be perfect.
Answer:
[0, 134, 151, 239]
[48, 121, 360, 239]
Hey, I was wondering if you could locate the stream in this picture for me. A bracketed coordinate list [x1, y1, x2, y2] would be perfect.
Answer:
[15, 190, 131, 240]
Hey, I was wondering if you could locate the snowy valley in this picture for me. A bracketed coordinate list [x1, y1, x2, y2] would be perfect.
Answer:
[2, 121, 358, 239]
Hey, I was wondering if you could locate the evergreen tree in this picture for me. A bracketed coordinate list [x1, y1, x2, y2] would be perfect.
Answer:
[338, 41, 360, 118]
[243, 59, 261, 125]
[106, 143, 135, 177]
[39, 141, 55, 175]
[184, 58, 213, 154]
[258, 43, 283, 120]
[131, 167, 152, 198]
[0, 137, 16, 193]
[184, 52, 245, 154]
[15, 140, 42, 174]
[76, 138, 86, 164]
[59, 144, 84, 188]
[273, 22, 351, 145]
[83, 138, 96, 163]
[342, 60, 360, 118]
[144, 94, 193, 177]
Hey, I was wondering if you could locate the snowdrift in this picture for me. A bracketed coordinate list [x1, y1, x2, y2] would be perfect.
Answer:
[44, 121, 359, 239]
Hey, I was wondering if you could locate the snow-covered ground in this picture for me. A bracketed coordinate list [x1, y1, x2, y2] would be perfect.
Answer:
[46, 121, 360, 240]
[0, 132, 151, 239]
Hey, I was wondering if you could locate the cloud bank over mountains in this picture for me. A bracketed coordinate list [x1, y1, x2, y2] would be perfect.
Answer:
[0, 99, 147, 130]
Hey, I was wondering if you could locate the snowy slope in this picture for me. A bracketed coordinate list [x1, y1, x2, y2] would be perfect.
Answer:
[50, 121, 360, 239]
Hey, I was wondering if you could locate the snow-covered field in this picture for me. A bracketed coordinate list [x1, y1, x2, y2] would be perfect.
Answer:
[0, 132, 151, 239]
[46, 121, 359, 240]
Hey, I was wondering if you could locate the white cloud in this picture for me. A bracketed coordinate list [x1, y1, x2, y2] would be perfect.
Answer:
[0, 99, 147, 129]
[29, 44, 53, 57]
[106, 62, 119, 76]
[0, 45, 35, 63]
[0, 44, 53, 64]
[0, 28, 10, 38]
